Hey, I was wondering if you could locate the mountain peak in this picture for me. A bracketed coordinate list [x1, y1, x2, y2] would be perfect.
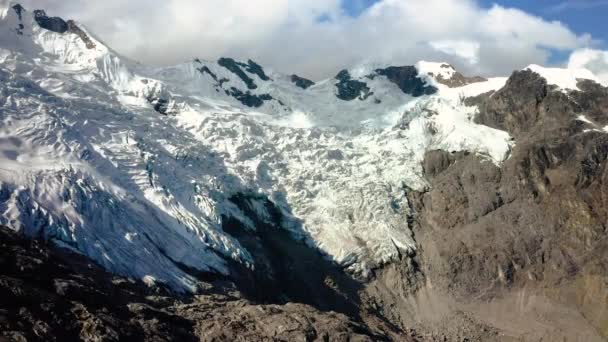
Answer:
[10, 3, 23, 18]
[524, 63, 603, 90]
[33, 9, 68, 33]
[1, 3, 96, 50]
[416, 61, 487, 88]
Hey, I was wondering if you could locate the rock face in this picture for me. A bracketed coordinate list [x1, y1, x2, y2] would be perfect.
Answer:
[218, 57, 259, 90]
[195, 60, 230, 89]
[147, 97, 170, 114]
[33, 10, 68, 34]
[436, 71, 486, 88]
[217, 58, 270, 90]
[291, 74, 315, 89]
[67, 20, 95, 49]
[225, 87, 273, 108]
[429, 63, 486, 88]
[0, 227, 403, 342]
[12, 4, 24, 21]
[244, 59, 271, 81]
[402, 71, 608, 341]
[474, 69, 551, 136]
[197, 64, 219, 82]
[215, 58, 277, 106]
[11, 4, 25, 34]
[335, 69, 372, 101]
[374, 66, 438, 96]
[30, 9, 96, 48]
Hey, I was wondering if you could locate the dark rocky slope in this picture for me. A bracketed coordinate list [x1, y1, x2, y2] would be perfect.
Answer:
[373, 66, 438, 96]
[0, 227, 404, 341]
[291, 74, 315, 89]
[396, 71, 608, 341]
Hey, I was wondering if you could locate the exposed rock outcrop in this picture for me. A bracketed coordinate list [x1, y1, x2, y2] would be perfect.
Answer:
[11, 4, 25, 34]
[147, 97, 170, 114]
[335, 69, 372, 101]
[217, 58, 271, 90]
[291, 74, 315, 89]
[67, 20, 96, 49]
[28, 8, 96, 49]
[474, 69, 551, 136]
[437, 72, 486, 88]
[12, 4, 24, 21]
[33, 9, 68, 34]
[0, 227, 404, 341]
[225, 87, 273, 108]
[430, 64, 486, 88]
[400, 71, 608, 341]
[197, 64, 219, 82]
[244, 59, 271, 81]
[373, 66, 437, 97]
[218, 57, 258, 90]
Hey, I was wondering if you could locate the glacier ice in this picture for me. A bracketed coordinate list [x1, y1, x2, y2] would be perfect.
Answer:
[0, 3, 539, 291]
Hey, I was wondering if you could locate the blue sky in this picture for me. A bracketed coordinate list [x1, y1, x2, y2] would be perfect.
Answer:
[489, 0, 606, 43]
[479, 0, 607, 62]
[342, 0, 607, 64]
[343, 0, 606, 44]
[342, 0, 382, 16]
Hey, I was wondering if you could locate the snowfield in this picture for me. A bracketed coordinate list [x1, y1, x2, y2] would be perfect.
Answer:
[1, 3, 597, 292]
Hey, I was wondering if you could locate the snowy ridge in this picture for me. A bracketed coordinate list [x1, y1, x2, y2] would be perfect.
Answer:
[0, 67, 249, 292]
[525, 64, 602, 91]
[416, 61, 457, 81]
[0, 3, 603, 291]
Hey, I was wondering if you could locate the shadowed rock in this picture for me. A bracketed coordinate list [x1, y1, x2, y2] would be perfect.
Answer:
[12, 4, 24, 21]
[335, 69, 372, 101]
[197, 65, 218, 82]
[11, 4, 25, 34]
[33, 9, 68, 34]
[226, 87, 273, 108]
[0, 226, 403, 341]
[291, 74, 315, 89]
[146, 97, 170, 115]
[217, 58, 271, 90]
[430, 64, 487, 88]
[374, 66, 437, 97]
[218, 57, 258, 90]
[244, 59, 271, 81]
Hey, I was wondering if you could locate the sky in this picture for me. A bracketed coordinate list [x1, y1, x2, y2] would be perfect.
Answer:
[5, 0, 608, 80]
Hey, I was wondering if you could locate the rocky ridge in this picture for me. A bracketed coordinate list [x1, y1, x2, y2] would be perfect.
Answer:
[0, 227, 403, 341]
[403, 71, 608, 341]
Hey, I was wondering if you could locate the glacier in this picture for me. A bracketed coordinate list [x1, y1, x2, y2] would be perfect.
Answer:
[0, 3, 525, 292]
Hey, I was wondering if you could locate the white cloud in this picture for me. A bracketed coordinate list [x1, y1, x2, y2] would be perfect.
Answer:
[430, 40, 480, 64]
[568, 48, 608, 85]
[479, 5, 585, 49]
[11, 0, 597, 79]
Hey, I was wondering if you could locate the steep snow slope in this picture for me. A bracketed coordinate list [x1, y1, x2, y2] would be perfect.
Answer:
[525, 64, 604, 91]
[0, 3, 600, 291]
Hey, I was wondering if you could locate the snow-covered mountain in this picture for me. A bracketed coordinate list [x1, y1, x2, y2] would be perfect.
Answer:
[1, 3, 604, 293]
